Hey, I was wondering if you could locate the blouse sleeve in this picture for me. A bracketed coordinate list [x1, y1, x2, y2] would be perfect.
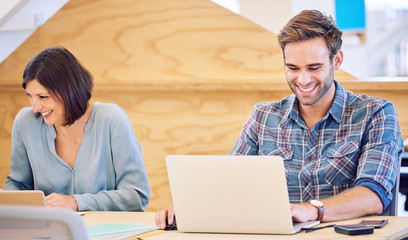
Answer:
[73, 105, 150, 211]
[3, 108, 34, 190]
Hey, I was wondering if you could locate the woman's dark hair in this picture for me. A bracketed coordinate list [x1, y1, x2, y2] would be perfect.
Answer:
[23, 46, 93, 126]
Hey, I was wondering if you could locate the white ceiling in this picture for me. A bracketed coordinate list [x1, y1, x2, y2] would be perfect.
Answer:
[0, 0, 68, 64]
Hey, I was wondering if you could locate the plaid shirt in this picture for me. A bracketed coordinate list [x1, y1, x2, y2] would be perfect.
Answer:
[231, 81, 403, 206]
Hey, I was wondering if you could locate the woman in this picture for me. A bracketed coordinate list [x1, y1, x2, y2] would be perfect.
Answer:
[3, 46, 150, 211]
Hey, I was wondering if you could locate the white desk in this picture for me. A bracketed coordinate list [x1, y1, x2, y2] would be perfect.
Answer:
[83, 212, 408, 240]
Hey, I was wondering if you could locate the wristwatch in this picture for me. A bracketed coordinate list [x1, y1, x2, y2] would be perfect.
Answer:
[309, 199, 324, 222]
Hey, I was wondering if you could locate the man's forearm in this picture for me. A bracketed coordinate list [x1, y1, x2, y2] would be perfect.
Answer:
[291, 186, 383, 223]
[321, 186, 383, 222]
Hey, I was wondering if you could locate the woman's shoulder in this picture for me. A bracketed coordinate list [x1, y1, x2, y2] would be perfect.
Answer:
[92, 102, 128, 122]
[15, 107, 41, 123]
[13, 107, 44, 132]
[93, 102, 125, 113]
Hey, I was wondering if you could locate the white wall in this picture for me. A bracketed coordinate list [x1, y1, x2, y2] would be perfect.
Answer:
[0, 0, 68, 64]
[239, 0, 334, 34]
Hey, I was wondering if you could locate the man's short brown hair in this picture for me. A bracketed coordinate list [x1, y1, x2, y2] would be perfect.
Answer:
[277, 10, 343, 61]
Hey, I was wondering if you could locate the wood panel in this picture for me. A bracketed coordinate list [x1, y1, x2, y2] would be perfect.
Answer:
[0, 89, 28, 190]
[0, 0, 354, 88]
[2, 87, 408, 211]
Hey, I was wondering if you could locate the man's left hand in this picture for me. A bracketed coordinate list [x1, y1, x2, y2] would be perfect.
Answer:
[290, 202, 318, 222]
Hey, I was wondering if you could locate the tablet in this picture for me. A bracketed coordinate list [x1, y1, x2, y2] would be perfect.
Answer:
[0, 190, 46, 207]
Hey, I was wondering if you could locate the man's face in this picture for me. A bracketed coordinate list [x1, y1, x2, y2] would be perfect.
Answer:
[283, 37, 342, 107]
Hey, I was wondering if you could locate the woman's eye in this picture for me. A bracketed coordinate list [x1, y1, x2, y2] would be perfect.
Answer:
[40, 96, 49, 99]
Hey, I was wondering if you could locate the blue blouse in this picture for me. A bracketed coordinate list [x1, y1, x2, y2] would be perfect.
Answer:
[4, 102, 150, 211]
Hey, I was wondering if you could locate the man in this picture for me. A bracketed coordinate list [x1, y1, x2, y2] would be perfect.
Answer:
[156, 10, 403, 228]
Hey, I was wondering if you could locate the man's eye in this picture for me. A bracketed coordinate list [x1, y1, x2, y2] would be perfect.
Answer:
[288, 67, 299, 71]
[309, 67, 320, 71]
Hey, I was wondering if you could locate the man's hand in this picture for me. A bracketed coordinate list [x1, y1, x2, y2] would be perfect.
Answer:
[290, 202, 318, 222]
[155, 205, 175, 230]
[45, 193, 78, 211]
[290, 187, 383, 223]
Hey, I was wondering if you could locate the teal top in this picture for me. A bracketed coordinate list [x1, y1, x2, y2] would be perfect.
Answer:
[4, 102, 150, 211]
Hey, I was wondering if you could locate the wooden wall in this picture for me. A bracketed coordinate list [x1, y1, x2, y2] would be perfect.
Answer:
[1, 0, 407, 211]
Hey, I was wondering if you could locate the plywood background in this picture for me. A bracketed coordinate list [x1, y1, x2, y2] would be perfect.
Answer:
[0, 0, 407, 211]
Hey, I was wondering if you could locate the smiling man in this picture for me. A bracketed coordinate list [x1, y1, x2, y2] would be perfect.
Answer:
[230, 10, 404, 222]
[155, 10, 404, 229]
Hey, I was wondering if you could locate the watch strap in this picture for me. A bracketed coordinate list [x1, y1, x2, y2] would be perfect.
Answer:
[316, 205, 324, 222]
[309, 200, 324, 222]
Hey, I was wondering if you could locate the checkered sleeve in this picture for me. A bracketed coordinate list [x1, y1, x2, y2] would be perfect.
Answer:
[356, 101, 404, 207]
[230, 105, 260, 155]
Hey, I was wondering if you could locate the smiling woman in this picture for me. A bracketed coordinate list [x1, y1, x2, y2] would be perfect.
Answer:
[25, 80, 66, 126]
[22, 47, 93, 126]
[2, 46, 150, 212]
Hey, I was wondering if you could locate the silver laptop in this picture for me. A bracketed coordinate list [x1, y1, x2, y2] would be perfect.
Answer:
[166, 155, 320, 234]
[0, 190, 46, 207]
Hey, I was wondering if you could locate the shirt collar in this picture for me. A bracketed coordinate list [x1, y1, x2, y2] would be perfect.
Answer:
[287, 80, 346, 124]
[329, 80, 346, 124]
[287, 95, 299, 123]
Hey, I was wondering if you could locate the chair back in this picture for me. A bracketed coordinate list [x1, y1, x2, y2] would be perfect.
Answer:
[0, 205, 88, 239]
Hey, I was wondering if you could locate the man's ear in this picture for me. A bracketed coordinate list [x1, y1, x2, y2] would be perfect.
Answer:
[333, 50, 343, 70]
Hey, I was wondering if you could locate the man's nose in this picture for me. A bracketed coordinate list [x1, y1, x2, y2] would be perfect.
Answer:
[298, 70, 312, 85]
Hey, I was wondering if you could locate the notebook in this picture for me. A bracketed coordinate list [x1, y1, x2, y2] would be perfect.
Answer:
[0, 190, 46, 207]
[166, 155, 320, 234]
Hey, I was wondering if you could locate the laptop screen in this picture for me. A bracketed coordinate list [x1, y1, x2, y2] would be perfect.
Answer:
[0, 190, 46, 207]
[166, 155, 306, 234]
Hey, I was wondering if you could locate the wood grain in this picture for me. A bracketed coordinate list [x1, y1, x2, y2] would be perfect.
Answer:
[0, 0, 353, 87]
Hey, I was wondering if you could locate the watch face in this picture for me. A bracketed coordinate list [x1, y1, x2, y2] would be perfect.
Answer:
[310, 200, 323, 207]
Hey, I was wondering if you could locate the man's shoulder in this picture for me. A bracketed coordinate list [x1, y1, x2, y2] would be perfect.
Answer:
[335, 81, 392, 111]
[254, 95, 295, 111]
[250, 96, 295, 123]
[346, 91, 391, 109]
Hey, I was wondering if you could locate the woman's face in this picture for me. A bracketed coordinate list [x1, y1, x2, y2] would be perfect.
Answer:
[25, 79, 65, 126]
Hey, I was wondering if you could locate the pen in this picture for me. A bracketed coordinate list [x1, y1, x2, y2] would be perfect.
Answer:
[302, 224, 336, 233]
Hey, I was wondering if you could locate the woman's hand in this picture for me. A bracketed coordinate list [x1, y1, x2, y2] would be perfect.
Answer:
[45, 193, 78, 211]
[155, 205, 175, 229]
